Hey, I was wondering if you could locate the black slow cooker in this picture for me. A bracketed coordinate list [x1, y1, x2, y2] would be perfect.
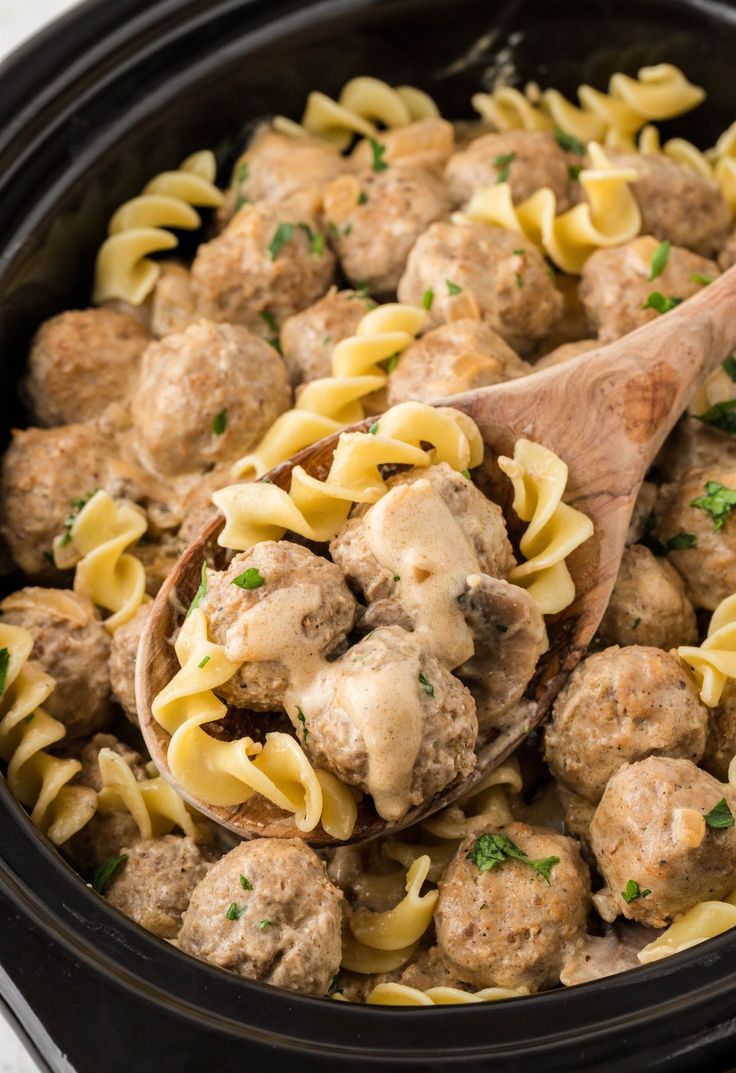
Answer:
[2, 1, 736, 1070]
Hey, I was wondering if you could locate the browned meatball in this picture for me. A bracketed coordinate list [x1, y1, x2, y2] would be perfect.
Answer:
[627, 480, 658, 545]
[598, 544, 697, 650]
[0, 588, 112, 738]
[350, 119, 455, 173]
[611, 153, 732, 257]
[435, 822, 590, 992]
[176, 466, 234, 545]
[23, 308, 149, 426]
[398, 221, 562, 354]
[199, 541, 356, 712]
[445, 130, 574, 210]
[131, 320, 291, 476]
[558, 785, 597, 845]
[106, 835, 217, 938]
[655, 466, 736, 610]
[178, 839, 343, 996]
[719, 228, 736, 271]
[322, 165, 451, 295]
[191, 202, 336, 330]
[280, 286, 371, 385]
[148, 262, 197, 338]
[579, 236, 720, 343]
[545, 646, 707, 803]
[590, 756, 736, 927]
[109, 603, 151, 724]
[67, 732, 149, 792]
[304, 625, 477, 821]
[703, 681, 736, 781]
[386, 319, 530, 406]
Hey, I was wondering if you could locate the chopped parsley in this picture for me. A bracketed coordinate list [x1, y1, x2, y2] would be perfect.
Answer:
[554, 126, 585, 155]
[299, 222, 326, 256]
[212, 409, 228, 436]
[568, 163, 582, 181]
[694, 400, 736, 436]
[446, 279, 462, 295]
[234, 194, 249, 211]
[343, 223, 353, 237]
[187, 562, 208, 617]
[0, 648, 8, 696]
[493, 152, 516, 183]
[328, 222, 340, 242]
[368, 421, 379, 435]
[235, 161, 249, 185]
[268, 222, 295, 260]
[648, 240, 671, 281]
[690, 272, 714, 285]
[92, 854, 128, 894]
[461, 469, 472, 480]
[514, 271, 524, 289]
[258, 918, 272, 931]
[513, 247, 525, 255]
[59, 490, 98, 547]
[358, 190, 369, 205]
[690, 480, 736, 530]
[422, 288, 435, 310]
[632, 617, 641, 630]
[225, 902, 247, 920]
[495, 623, 508, 633]
[666, 531, 697, 550]
[418, 672, 435, 697]
[369, 138, 388, 172]
[644, 513, 696, 555]
[323, 334, 333, 346]
[466, 832, 559, 885]
[621, 879, 651, 903]
[240, 874, 253, 890]
[198, 655, 211, 669]
[385, 353, 400, 373]
[296, 706, 309, 743]
[642, 292, 683, 314]
[704, 798, 735, 829]
[259, 310, 282, 353]
[723, 355, 736, 382]
[232, 567, 266, 590]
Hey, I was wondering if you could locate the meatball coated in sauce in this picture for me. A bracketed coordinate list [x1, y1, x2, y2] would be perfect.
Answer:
[611, 152, 732, 257]
[655, 466, 736, 610]
[386, 319, 530, 406]
[191, 202, 336, 330]
[109, 603, 151, 725]
[398, 221, 562, 354]
[303, 625, 477, 821]
[322, 165, 452, 296]
[198, 541, 356, 712]
[148, 262, 197, 338]
[703, 682, 736, 781]
[545, 646, 707, 804]
[280, 286, 370, 386]
[350, 119, 455, 172]
[445, 130, 574, 210]
[178, 839, 343, 996]
[131, 319, 290, 476]
[579, 236, 719, 343]
[24, 308, 149, 427]
[590, 757, 736, 927]
[598, 544, 697, 650]
[435, 823, 591, 992]
[106, 835, 217, 939]
[0, 589, 112, 738]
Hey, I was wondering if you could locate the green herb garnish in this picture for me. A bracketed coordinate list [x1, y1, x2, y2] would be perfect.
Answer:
[268, 222, 295, 260]
[0, 648, 9, 696]
[358, 191, 369, 205]
[690, 272, 714, 285]
[648, 240, 671, 281]
[632, 617, 641, 630]
[694, 400, 736, 436]
[299, 222, 326, 256]
[92, 854, 128, 894]
[621, 879, 651, 903]
[258, 918, 272, 931]
[461, 469, 471, 480]
[568, 163, 582, 181]
[642, 292, 683, 314]
[368, 421, 379, 435]
[704, 798, 735, 829]
[514, 271, 524, 289]
[723, 355, 736, 382]
[385, 353, 400, 373]
[446, 279, 462, 295]
[690, 480, 736, 530]
[493, 152, 516, 183]
[327, 973, 342, 996]
[234, 194, 249, 211]
[369, 138, 388, 172]
[667, 531, 697, 550]
[198, 655, 211, 669]
[422, 288, 434, 310]
[212, 409, 228, 436]
[495, 623, 508, 633]
[296, 706, 309, 743]
[554, 127, 585, 155]
[187, 562, 208, 617]
[232, 567, 266, 590]
[418, 673, 434, 697]
[226, 902, 247, 920]
[59, 490, 98, 547]
[466, 832, 560, 885]
[235, 162, 249, 185]
[240, 874, 253, 890]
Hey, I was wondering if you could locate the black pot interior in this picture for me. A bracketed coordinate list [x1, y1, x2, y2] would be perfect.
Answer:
[1, 1, 736, 1071]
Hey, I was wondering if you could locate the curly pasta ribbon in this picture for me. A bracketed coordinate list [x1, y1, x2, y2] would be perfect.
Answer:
[57, 491, 148, 633]
[472, 64, 704, 152]
[0, 624, 96, 845]
[678, 594, 736, 707]
[498, 439, 594, 617]
[232, 304, 425, 479]
[637, 888, 736, 964]
[151, 608, 356, 837]
[93, 150, 224, 305]
[274, 77, 439, 150]
[457, 142, 641, 273]
[367, 983, 524, 1005]
[422, 756, 523, 840]
[217, 401, 483, 551]
[96, 748, 206, 841]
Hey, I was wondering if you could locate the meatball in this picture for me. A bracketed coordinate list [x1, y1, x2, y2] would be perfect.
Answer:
[178, 839, 343, 996]
[545, 646, 708, 804]
[534, 338, 598, 370]
[322, 165, 452, 295]
[398, 221, 562, 354]
[131, 320, 291, 476]
[0, 588, 112, 738]
[435, 822, 591, 992]
[579, 236, 720, 343]
[558, 785, 597, 845]
[627, 480, 658, 545]
[191, 202, 336, 331]
[23, 308, 149, 426]
[598, 544, 697, 650]
[386, 319, 530, 406]
[703, 681, 736, 781]
[280, 286, 371, 386]
[198, 541, 356, 712]
[304, 625, 477, 821]
[611, 152, 732, 257]
[445, 130, 574, 210]
[330, 462, 515, 629]
[719, 228, 736, 271]
[590, 756, 736, 927]
[106, 835, 217, 938]
[109, 603, 151, 724]
[149, 262, 197, 338]
[655, 466, 736, 610]
[350, 118, 454, 173]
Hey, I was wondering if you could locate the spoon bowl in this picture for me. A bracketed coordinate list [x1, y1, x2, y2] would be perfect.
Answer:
[137, 265, 736, 844]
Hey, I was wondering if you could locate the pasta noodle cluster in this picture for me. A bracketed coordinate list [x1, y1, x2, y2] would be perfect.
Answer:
[93, 150, 224, 305]
[678, 594, 736, 707]
[96, 748, 207, 843]
[422, 756, 523, 840]
[456, 143, 641, 273]
[231, 304, 426, 479]
[366, 982, 524, 1005]
[274, 76, 439, 150]
[638, 888, 736, 964]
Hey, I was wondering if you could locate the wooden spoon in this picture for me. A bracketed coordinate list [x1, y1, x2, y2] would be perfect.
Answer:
[137, 266, 736, 844]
